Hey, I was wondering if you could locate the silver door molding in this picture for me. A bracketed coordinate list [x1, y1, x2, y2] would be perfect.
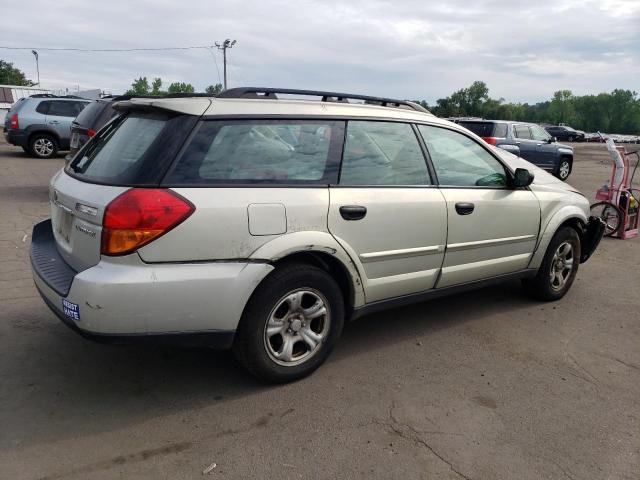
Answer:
[359, 245, 445, 263]
[446, 234, 536, 252]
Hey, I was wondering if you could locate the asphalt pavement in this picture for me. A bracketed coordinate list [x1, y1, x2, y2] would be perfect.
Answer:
[0, 140, 638, 479]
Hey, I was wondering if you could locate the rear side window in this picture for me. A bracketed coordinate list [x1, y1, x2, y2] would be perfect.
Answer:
[513, 125, 532, 139]
[48, 100, 87, 117]
[35, 101, 51, 114]
[68, 111, 197, 185]
[459, 122, 507, 138]
[339, 121, 430, 185]
[166, 120, 343, 184]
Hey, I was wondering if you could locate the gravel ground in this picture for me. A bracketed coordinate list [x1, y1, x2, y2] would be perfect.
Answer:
[0, 140, 638, 480]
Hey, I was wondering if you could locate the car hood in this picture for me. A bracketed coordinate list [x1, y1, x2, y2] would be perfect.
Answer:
[491, 146, 582, 194]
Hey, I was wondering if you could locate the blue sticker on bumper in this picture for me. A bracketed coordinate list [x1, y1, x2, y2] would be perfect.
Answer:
[62, 299, 80, 321]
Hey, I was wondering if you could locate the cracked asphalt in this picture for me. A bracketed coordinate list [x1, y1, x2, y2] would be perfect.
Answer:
[0, 139, 639, 479]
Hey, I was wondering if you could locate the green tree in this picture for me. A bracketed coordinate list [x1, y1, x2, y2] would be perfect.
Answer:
[167, 82, 195, 93]
[125, 77, 150, 95]
[150, 77, 163, 96]
[431, 81, 490, 117]
[548, 90, 575, 125]
[0, 60, 35, 86]
[205, 83, 223, 95]
[421, 81, 640, 134]
[466, 81, 490, 116]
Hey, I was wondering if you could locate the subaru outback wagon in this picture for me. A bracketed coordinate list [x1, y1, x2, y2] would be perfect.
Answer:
[30, 88, 604, 382]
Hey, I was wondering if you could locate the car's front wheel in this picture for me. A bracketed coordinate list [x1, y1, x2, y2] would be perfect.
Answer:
[233, 263, 345, 383]
[28, 134, 58, 158]
[556, 158, 572, 181]
[523, 226, 581, 301]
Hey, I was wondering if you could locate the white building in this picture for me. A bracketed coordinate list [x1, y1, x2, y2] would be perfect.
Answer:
[0, 84, 51, 123]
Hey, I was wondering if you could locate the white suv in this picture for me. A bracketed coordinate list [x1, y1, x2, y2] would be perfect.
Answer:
[30, 88, 604, 382]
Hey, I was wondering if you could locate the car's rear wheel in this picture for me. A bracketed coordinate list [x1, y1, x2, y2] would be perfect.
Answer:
[233, 263, 344, 383]
[523, 226, 581, 301]
[28, 134, 58, 158]
[556, 158, 572, 180]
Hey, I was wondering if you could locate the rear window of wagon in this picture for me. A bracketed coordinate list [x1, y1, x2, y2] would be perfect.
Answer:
[67, 111, 197, 185]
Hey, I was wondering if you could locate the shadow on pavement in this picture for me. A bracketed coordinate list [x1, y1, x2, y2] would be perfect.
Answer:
[2, 280, 536, 451]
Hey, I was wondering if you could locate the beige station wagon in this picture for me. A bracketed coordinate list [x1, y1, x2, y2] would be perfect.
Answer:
[30, 88, 604, 382]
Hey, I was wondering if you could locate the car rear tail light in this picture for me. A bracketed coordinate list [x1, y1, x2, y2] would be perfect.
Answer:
[101, 189, 195, 256]
[87, 128, 96, 137]
[481, 136, 498, 145]
[10, 114, 19, 130]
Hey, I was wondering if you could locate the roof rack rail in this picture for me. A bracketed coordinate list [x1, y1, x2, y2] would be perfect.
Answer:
[29, 93, 84, 99]
[217, 87, 431, 114]
[162, 92, 218, 98]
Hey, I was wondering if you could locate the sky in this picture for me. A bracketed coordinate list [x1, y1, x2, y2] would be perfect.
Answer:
[1, 0, 639, 104]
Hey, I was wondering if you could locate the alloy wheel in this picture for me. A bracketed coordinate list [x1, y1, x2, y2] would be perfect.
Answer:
[263, 288, 330, 367]
[34, 138, 55, 157]
[549, 241, 574, 291]
[558, 161, 571, 179]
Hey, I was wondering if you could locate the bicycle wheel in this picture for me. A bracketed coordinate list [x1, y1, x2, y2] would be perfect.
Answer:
[590, 201, 622, 237]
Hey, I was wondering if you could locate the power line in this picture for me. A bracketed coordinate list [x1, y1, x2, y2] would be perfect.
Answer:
[0, 45, 213, 52]
[206, 47, 222, 85]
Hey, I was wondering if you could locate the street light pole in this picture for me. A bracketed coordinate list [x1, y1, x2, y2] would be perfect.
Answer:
[31, 50, 39, 86]
[214, 39, 236, 90]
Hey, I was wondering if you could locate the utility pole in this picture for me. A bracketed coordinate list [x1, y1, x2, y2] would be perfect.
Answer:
[214, 39, 236, 90]
[31, 50, 39, 86]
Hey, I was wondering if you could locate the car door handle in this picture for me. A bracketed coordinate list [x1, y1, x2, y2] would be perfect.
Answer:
[49, 120, 60, 124]
[455, 203, 475, 215]
[339, 205, 367, 221]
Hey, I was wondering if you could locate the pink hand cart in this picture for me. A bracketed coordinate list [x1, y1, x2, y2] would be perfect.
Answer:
[590, 144, 639, 239]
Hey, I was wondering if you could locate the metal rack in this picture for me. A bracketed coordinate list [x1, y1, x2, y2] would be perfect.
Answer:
[216, 87, 431, 114]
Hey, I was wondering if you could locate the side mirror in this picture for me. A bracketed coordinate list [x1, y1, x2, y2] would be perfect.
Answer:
[512, 168, 534, 188]
[552, 136, 557, 143]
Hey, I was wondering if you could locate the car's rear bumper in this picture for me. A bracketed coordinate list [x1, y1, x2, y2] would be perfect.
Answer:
[30, 219, 274, 347]
[580, 216, 605, 263]
[4, 128, 26, 147]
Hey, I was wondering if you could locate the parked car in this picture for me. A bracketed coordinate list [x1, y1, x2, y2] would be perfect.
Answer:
[66, 95, 126, 161]
[30, 88, 604, 383]
[584, 133, 605, 142]
[456, 119, 575, 180]
[3, 94, 90, 158]
[545, 125, 585, 142]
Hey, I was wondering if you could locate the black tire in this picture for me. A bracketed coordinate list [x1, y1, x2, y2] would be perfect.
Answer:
[590, 201, 622, 237]
[523, 226, 581, 301]
[233, 263, 345, 383]
[28, 134, 58, 158]
[555, 158, 572, 181]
